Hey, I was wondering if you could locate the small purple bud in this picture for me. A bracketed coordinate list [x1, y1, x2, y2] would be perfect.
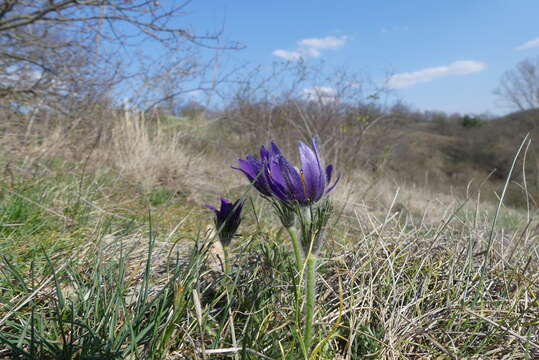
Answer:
[204, 197, 244, 246]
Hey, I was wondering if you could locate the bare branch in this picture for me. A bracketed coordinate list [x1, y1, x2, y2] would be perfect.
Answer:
[0, 0, 241, 117]
[495, 56, 539, 111]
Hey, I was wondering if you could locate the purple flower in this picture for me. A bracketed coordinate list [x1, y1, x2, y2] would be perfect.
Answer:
[266, 137, 337, 205]
[233, 146, 274, 197]
[235, 137, 338, 206]
[204, 197, 244, 246]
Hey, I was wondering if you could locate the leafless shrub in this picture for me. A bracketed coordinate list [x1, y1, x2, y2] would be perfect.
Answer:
[0, 0, 240, 143]
[216, 62, 392, 170]
[495, 56, 539, 111]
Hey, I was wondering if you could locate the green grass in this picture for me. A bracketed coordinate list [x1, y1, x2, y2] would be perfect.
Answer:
[0, 161, 98, 261]
[147, 187, 176, 207]
[0, 158, 538, 359]
[155, 115, 204, 135]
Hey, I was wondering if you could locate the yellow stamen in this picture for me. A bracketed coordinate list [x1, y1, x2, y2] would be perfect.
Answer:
[300, 169, 308, 196]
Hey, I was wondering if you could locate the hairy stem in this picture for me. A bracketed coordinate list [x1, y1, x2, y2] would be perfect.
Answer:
[223, 245, 231, 276]
[286, 226, 304, 273]
[222, 246, 238, 358]
[304, 252, 317, 354]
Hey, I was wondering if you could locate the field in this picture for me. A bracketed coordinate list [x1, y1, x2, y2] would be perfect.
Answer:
[0, 112, 538, 359]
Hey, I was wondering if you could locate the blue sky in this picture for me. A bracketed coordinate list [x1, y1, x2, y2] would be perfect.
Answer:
[184, 0, 539, 115]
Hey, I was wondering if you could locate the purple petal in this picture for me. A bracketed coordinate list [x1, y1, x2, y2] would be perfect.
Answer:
[267, 155, 298, 201]
[325, 174, 340, 195]
[265, 160, 288, 201]
[267, 181, 289, 202]
[326, 165, 333, 183]
[270, 141, 282, 156]
[233, 156, 272, 196]
[220, 196, 232, 207]
[268, 155, 286, 187]
[246, 154, 259, 163]
[204, 205, 217, 213]
[299, 138, 325, 202]
[236, 159, 259, 179]
[206, 197, 244, 246]
[278, 156, 306, 202]
[260, 145, 269, 162]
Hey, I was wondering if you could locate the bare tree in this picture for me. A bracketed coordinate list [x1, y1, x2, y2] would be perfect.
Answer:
[219, 61, 391, 169]
[0, 0, 239, 117]
[495, 56, 539, 111]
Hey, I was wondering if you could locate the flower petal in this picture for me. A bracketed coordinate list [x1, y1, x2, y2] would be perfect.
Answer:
[220, 196, 233, 209]
[266, 155, 289, 201]
[326, 165, 333, 183]
[235, 159, 258, 179]
[270, 141, 282, 156]
[325, 174, 340, 195]
[299, 138, 325, 202]
[260, 145, 269, 161]
[233, 156, 272, 196]
[278, 155, 306, 202]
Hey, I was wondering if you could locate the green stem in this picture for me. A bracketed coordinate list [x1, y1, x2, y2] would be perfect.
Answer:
[304, 253, 317, 354]
[223, 246, 231, 276]
[286, 226, 304, 273]
[222, 245, 238, 359]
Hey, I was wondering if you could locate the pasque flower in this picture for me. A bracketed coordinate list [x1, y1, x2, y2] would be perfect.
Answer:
[233, 137, 339, 356]
[265, 137, 338, 206]
[204, 197, 244, 247]
[234, 137, 338, 355]
[235, 137, 337, 206]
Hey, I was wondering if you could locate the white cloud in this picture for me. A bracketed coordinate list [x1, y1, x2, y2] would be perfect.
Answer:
[302, 47, 321, 57]
[303, 86, 337, 97]
[272, 49, 302, 61]
[387, 60, 487, 89]
[297, 36, 348, 50]
[516, 36, 539, 50]
[302, 86, 338, 103]
[273, 35, 348, 60]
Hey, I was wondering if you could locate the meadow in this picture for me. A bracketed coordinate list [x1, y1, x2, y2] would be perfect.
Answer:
[0, 108, 537, 360]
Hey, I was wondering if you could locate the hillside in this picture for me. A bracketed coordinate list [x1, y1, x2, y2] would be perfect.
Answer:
[357, 109, 539, 208]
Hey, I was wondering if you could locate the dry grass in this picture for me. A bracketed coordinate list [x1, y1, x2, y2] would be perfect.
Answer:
[104, 113, 199, 190]
[0, 112, 538, 359]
